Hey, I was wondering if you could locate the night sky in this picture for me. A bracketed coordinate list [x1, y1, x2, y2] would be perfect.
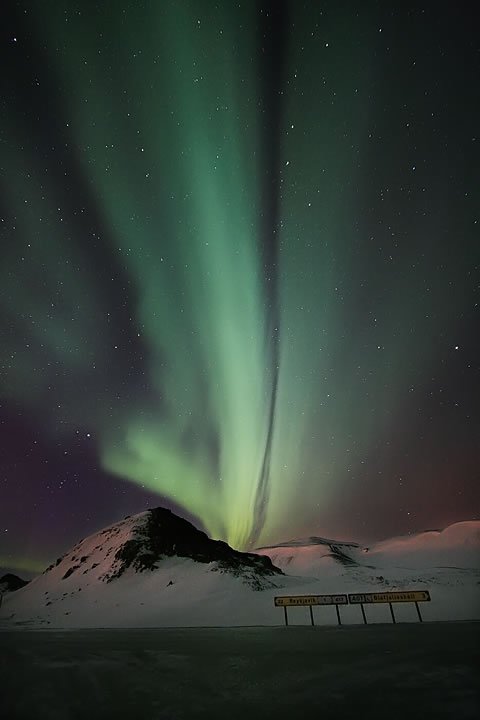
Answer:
[1, 1, 479, 576]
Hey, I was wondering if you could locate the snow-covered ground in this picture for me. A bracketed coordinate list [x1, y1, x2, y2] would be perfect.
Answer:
[1, 515, 478, 628]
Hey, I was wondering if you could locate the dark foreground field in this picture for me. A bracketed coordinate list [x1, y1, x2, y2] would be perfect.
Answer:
[1, 622, 478, 719]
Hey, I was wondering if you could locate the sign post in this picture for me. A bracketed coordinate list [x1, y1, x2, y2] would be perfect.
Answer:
[335, 604, 342, 626]
[360, 603, 367, 624]
[389, 602, 396, 624]
[348, 590, 430, 624]
[274, 594, 348, 626]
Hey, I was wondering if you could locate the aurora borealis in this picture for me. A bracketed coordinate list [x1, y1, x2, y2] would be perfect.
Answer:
[1, 1, 478, 574]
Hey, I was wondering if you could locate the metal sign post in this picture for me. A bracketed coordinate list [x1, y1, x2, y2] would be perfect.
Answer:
[348, 590, 431, 624]
[360, 603, 367, 624]
[389, 602, 396, 624]
[274, 594, 348, 626]
[275, 589, 430, 627]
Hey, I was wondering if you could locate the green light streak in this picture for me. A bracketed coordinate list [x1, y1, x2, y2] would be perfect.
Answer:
[21, 1, 271, 548]
[0, 3, 472, 550]
[0, 557, 47, 575]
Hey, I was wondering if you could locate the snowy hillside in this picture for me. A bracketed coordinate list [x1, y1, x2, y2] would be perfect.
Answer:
[256, 535, 366, 574]
[1, 514, 478, 628]
[0, 508, 287, 628]
[256, 521, 480, 574]
[254, 521, 480, 624]
[39, 508, 281, 588]
[363, 521, 480, 569]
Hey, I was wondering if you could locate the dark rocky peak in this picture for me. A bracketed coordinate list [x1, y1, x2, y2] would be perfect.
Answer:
[0, 573, 29, 593]
[107, 507, 282, 587]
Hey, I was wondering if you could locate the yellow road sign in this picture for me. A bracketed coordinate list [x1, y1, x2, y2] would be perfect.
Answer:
[348, 590, 430, 604]
[274, 594, 348, 607]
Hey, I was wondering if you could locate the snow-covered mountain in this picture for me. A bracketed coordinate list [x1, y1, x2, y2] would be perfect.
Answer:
[0, 508, 287, 628]
[254, 521, 480, 623]
[1, 514, 478, 628]
[257, 536, 366, 572]
[361, 521, 480, 569]
[256, 521, 480, 575]
[42, 507, 282, 588]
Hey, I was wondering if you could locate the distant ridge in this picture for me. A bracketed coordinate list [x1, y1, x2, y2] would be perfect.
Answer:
[258, 536, 362, 550]
[257, 536, 365, 568]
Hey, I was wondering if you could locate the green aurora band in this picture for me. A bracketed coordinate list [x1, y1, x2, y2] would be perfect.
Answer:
[1, 2, 474, 551]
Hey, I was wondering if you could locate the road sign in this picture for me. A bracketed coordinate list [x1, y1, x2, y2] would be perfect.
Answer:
[274, 594, 348, 607]
[348, 590, 430, 604]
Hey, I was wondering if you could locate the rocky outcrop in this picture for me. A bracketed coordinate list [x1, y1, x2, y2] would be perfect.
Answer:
[104, 507, 282, 588]
[0, 573, 29, 593]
